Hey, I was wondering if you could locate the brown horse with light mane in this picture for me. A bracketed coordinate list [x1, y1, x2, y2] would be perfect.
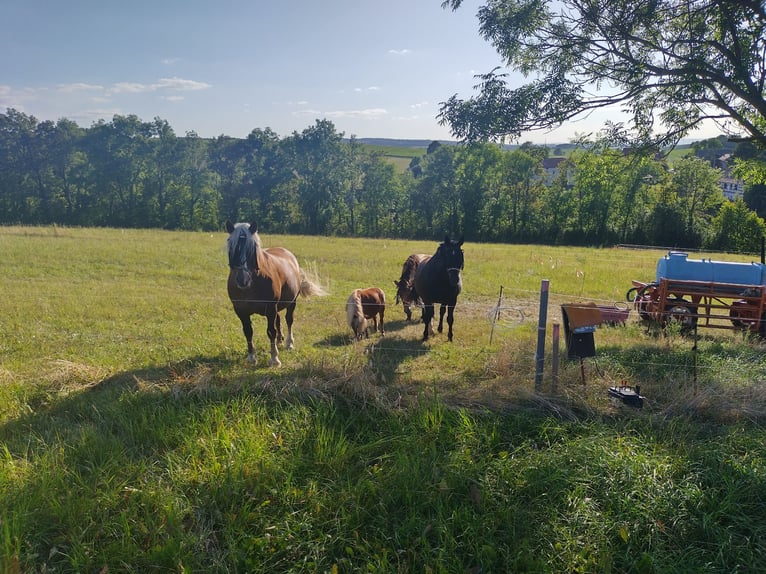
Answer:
[393, 253, 429, 320]
[346, 287, 386, 340]
[226, 220, 326, 366]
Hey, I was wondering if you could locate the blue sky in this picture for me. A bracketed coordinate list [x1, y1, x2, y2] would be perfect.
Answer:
[2, 0, 720, 143]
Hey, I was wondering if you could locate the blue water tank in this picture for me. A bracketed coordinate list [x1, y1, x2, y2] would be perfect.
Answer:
[655, 251, 766, 285]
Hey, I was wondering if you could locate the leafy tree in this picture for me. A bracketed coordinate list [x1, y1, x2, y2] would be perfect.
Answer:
[743, 183, 766, 219]
[568, 148, 626, 244]
[500, 148, 543, 240]
[538, 159, 576, 243]
[81, 115, 152, 226]
[669, 156, 724, 238]
[414, 145, 460, 237]
[0, 109, 40, 222]
[208, 135, 248, 222]
[708, 198, 766, 253]
[239, 127, 289, 227]
[439, 0, 766, 149]
[356, 153, 403, 237]
[144, 118, 179, 227]
[287, 119, 351, 235]
[454, 143, 504, 240]
[613, 155, 664, 244]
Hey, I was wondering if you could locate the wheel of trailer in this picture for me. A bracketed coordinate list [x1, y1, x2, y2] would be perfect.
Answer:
[663, 298, 698, 331]
[729, 304, 754, 329]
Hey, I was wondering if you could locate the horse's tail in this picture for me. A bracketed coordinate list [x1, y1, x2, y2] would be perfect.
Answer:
[298, 262, 328, 298]
[300, 278, 328, 298]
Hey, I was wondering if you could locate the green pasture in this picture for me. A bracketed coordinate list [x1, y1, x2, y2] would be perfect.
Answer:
[2, 225, 766, 572]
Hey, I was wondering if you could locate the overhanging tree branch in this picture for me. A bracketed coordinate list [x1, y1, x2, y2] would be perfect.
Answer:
[439, 0, 766, 149]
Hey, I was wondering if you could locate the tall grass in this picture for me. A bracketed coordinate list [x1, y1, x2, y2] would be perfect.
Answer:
[2, 225, 766, 572]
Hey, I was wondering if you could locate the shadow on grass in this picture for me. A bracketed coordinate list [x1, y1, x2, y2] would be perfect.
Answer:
[5, 346, 766, 572]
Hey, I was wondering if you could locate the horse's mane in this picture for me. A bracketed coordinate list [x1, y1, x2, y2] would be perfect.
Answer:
[227, 222, 262, 264]
[399, 254, 424, 283]
[346, 289, 366, 333]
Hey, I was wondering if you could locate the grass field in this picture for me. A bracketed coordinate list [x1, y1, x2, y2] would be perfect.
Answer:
[2, 225, 766, 572]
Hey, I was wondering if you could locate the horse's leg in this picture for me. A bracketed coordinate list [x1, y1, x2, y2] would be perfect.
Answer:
[446, 305, 455, 342]
[238, 312, 256, 363]
[274, 313, 284, 345]
[422, 304, 435, 341]
[284, 302, 296, 350]
[265, 307, 281, 367]
[379, 308, 385, 335]
[437, 304, 447, 333]
[404, 303, 412, 321]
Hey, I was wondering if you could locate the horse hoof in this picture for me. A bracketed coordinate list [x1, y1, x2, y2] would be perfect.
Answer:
[269, 357, 282, 367]
[246, 353, 256, 363]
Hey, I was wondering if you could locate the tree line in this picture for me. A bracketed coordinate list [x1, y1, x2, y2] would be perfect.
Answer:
[2, 108, 765, 251]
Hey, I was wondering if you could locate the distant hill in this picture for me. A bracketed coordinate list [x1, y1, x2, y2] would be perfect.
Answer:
[352, 137, 524, 152]
[353, 138, 458, 148]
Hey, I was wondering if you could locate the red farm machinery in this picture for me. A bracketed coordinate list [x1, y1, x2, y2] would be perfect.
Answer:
[628, 250, 766, 335]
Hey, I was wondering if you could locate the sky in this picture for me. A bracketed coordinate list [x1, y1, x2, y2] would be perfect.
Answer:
[1, 0, 722, 144]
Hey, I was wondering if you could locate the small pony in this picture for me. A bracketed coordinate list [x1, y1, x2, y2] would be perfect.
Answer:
[393, 253, 429, 320]
[346, 287, 386, 340]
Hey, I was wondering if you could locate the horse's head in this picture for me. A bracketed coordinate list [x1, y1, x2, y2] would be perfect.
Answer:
[225, 220, 260, 289]
[439, 234, 464, 288]
[393, 279, 412, 305]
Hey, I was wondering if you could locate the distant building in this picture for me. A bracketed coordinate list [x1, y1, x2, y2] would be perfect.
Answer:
[711, 153, 745, 201]
[542, 157, 571, 186]
[720, 176, 745, 201]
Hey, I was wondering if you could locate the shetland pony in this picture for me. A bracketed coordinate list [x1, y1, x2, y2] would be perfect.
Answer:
[413, 235, 464, 342]
[346, 287, 386, 340]
[226, 220, 326, 366]
[393, 253, 429, 320]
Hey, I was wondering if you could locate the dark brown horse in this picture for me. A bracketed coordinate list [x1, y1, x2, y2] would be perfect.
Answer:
[393, 253, 429, 320]
[413, 235, 464, 342]
[346, 287, 386, 340]
[226, 220, 326, 366]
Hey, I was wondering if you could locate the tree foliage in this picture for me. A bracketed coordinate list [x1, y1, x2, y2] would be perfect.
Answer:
[1, 108, 763, 252]
[438, 0, 766, 150]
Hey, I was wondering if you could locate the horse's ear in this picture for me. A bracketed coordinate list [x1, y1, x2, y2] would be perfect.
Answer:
[249, 222, 258, 234]
[458, 236, 464, 246]
[393, 280, 400, 287]
[444, 234, 451, 244]
[225, 220, 234, 233]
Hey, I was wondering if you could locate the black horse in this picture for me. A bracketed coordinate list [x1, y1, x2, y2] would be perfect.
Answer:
[413, 235, 464, 342]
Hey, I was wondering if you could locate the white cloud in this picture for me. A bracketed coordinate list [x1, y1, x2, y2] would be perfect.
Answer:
[292, 108, 323, 117]
[110, 77, 211, 95]
[57, 83, 104, 93]
[292, 108, 388, 120]
[325, 108, 388, 119]
[111, 82, 148, 94]
[161, 57, 180, 65]
[388, 49, 412, 55]
[410, 101, 429, 109]
[354, 86, 381, 92]
[155, 77, 210, 91]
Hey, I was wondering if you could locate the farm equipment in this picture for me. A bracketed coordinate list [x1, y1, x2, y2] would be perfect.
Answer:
[628, 251, 766, 334]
